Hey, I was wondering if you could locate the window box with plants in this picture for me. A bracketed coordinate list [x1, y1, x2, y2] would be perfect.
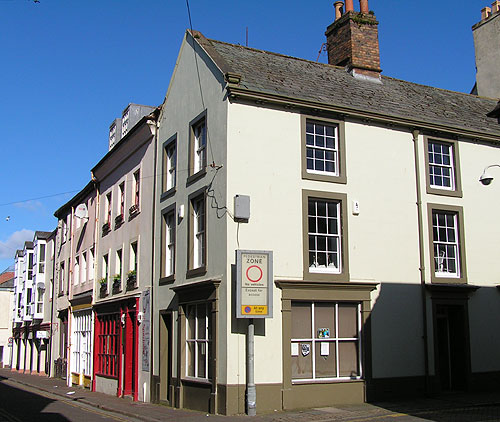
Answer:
[114, 214, 124, 228]
[99, 278, 108, 297]
[129, 204, 140, 220]
[112, 274, 121, 293]
[126, 270, 137, 290]
[102, 222, 111, 236]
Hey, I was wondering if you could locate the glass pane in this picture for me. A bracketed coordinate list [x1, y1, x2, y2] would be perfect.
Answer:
[197, 342, 206, 378]
[197, 304, 207, 340]
[325, 125, 334, 137]
[338, 304, 358, 338]
[315, 124, 324, 135]
[314, 303, 335, 338]
[187, 342, 195, 377]
[187, 306, 195, 340]
[315, 341, 336, 378]
[316, 201, 326, 216]
[291, 303, 311, 339]
[291, 342, 312, 379]
[339, 341, 359, 377]
[306, 122, 313, 133]
[317, 217, 327, 234]
[306, 134, 314, 145]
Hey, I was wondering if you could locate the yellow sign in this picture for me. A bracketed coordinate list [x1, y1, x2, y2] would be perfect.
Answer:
[241, 305, 268, 315]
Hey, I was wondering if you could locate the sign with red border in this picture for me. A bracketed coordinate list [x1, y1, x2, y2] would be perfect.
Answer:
[236, 250, 273, 319]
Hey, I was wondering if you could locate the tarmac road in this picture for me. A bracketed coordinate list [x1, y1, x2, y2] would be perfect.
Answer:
[0, 377, 143, 422]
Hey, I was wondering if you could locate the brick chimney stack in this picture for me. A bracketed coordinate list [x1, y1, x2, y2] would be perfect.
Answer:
[325, 0, 382, 82]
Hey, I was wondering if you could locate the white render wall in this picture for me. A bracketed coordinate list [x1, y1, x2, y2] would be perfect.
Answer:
[226, 101, 500, 383]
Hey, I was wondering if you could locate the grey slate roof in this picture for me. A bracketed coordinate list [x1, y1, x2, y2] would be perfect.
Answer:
[205, 37, 500, 138]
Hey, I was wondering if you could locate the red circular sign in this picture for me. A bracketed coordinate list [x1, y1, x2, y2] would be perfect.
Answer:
[246, 265, 263, 283]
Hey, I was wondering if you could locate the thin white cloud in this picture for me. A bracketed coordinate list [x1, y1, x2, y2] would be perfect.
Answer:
[0, 229, 35, 259]
[13, 200, 44, 211]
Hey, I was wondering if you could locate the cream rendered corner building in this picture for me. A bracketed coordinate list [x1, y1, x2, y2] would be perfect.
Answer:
[151, 4, 500, 415]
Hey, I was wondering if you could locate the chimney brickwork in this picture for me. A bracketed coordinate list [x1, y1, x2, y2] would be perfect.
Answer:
[325, 10, 381, 80]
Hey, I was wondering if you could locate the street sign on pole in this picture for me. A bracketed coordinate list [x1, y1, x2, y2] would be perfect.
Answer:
[236, 250, 273, 319]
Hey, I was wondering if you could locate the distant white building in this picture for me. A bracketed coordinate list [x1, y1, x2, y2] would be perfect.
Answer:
[0, 270, 14, 368]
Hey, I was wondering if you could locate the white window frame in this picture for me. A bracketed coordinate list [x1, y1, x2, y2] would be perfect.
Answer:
[193, 120, 206, 174]
[130, 241, 138, 273]
[432, 211, 460, 278]
[193, 197, 205, 269]
[74, 256, 80, 285]
[185, 303, 210, 380]
[81, 251, 87, 283]
[308, 199, 341, 274]
[88, 248, 94, 281]
[165, 142, 176, 191]
[133, 169, 141, 208]
[291, 302, 362, 383]
[305, 121, 339, 176]
[165, 212, 175, 276]
[428, 140, 455, 190]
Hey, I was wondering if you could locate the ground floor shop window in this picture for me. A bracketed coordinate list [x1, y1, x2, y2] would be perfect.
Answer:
[71, 310, 92, 375]
[96, 314, 119, 378]
[185, 303, 210, 380]
[291, 301, 361, 381]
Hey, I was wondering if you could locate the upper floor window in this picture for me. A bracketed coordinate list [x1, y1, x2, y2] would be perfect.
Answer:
[428, 204, 466, 283]
[303, 191, 349, 282]
[130, 241, 138, 273]
[88, 248, 95, 281]
[162, 209, 176, 279]
[306, 121, 338, 174]
[59, 261, 65, 293]
[193, 120, 206, 174]
[81, 251, 87, 283]
[308, 199, 341, 273]
[133, 170, 140, 207]
[74, 256, 80, 285]
[425, 137, 462, 197]
[163, 139, 177, 193]
[105, 192, 112, 225]
[119, 182, 125, 217]
[191, 195, 206, 270]
[302, 116, 346, 184]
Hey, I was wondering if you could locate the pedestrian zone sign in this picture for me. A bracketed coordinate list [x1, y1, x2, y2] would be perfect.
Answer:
[236, 250, 273, 319]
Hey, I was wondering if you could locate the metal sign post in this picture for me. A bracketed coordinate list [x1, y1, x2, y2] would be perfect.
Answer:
[236, 250, 273, 416]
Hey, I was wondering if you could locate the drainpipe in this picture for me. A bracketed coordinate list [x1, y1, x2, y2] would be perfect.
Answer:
[48, 235, 57, 377]
[412, 129, 430, 394]
[148, 111, 159, 403]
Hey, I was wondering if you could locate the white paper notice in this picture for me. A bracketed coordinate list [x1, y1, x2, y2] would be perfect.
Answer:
[320, 342, 329, 356]
[291, 343, 299, 356]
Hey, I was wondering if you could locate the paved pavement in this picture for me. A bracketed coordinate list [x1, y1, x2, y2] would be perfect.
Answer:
[2, 368, 500, 421]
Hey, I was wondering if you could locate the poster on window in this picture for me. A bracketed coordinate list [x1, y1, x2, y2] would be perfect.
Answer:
[142, 289, 150, 372]
[236, 250, 273, 319]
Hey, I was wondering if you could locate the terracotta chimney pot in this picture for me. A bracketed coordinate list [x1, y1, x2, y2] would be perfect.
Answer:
[482, 6, 492, 20]
[334, 1, 344, 20]
[359, 0, 369, 14]
[492, 1, 500, 13]
[345, 0, 354, 12]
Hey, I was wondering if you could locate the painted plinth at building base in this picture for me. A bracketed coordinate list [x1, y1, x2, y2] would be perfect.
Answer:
[93, 297, 139, 400]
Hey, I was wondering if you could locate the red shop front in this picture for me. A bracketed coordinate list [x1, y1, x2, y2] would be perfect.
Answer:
[92, 297, 139, 400]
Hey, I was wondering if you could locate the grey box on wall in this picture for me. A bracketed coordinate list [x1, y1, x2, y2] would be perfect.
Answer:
[234, 195, 250, 222]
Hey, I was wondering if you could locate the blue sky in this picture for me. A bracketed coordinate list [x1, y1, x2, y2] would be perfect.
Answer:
[0, 0, 485, 271]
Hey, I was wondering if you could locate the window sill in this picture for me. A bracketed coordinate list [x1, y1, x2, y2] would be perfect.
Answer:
[159, 275, 175, 286]
[160, 187, 176, 202]
[426, 186, 463, 198]
[186, 266, 207, 279]
[302, 171, 347, 184]
[292, 377, 362, 385]
[186, 168, 207, 186]
[182, 376, 212, 386]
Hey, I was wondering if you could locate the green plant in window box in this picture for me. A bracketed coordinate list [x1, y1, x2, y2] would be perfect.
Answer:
[98, 278, 108, 297]
[126, 270, 137, 290]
